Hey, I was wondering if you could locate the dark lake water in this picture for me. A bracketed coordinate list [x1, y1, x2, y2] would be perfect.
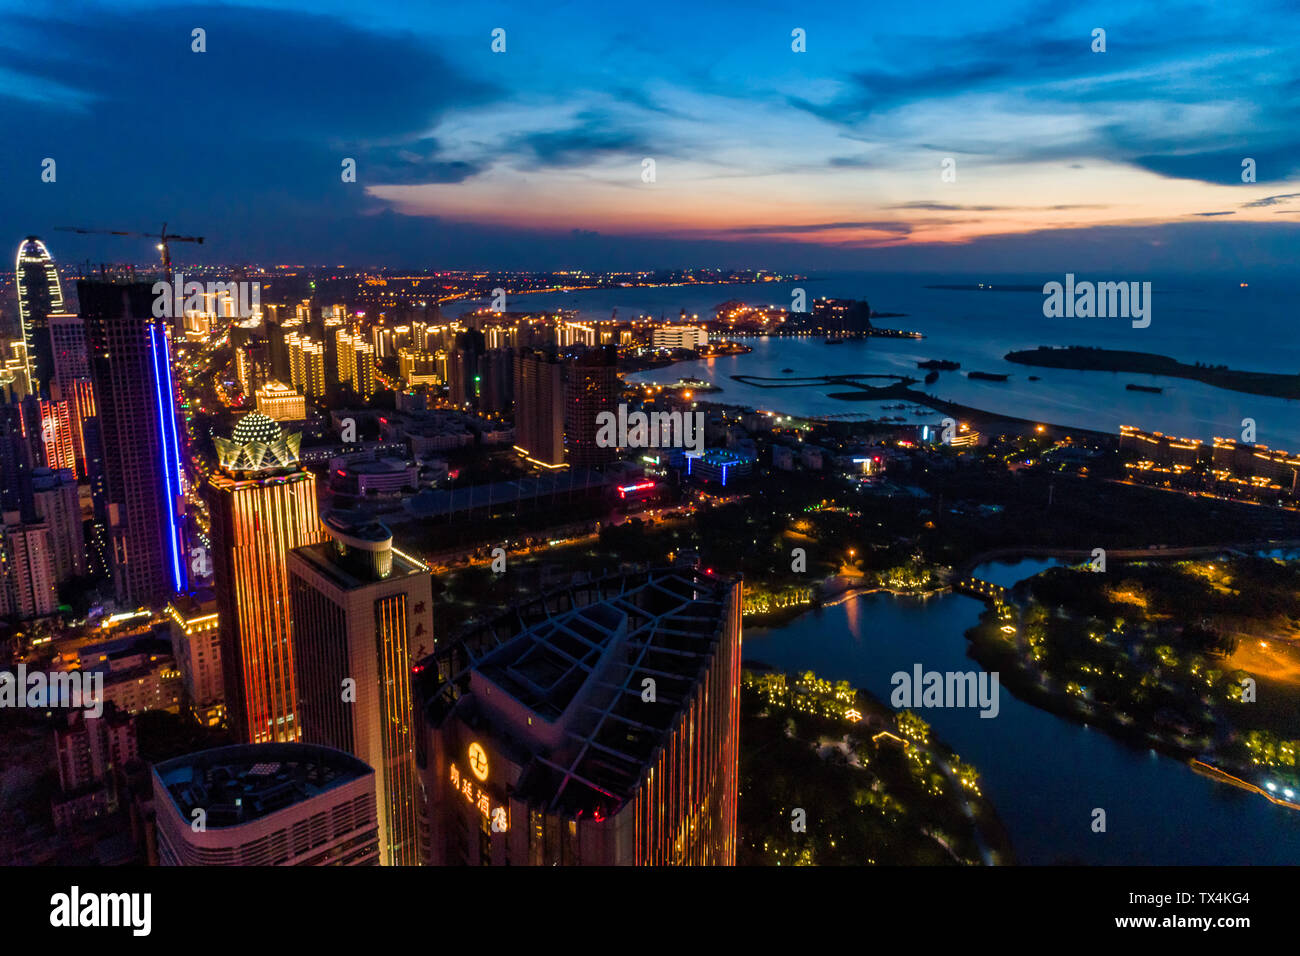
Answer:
[744, 558, 1300, 864]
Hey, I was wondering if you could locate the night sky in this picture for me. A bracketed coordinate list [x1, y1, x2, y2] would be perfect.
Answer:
[3, 0, 1298, 271]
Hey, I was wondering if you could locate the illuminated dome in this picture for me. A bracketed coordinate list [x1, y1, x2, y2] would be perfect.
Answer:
[232, 413, 283, 445]
[215, 414, 301, 475]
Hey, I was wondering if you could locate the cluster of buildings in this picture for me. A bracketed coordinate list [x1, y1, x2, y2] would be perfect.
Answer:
[1120, 425, 1300, 503]
[0, 239, 749, 867]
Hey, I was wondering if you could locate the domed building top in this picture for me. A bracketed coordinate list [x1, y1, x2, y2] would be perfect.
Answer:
[215, 413, 301, 476]
[231, 413, 283, 446]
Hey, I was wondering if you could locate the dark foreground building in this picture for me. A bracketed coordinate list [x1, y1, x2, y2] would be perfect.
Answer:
[412, 567, 741, 865]
[152, 742, 378, 866]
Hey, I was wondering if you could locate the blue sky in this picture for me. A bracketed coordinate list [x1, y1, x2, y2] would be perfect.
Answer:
[2, 0, 1299, 271]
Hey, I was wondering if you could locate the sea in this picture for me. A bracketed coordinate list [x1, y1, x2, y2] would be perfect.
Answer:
[449, 272, 1300, 450]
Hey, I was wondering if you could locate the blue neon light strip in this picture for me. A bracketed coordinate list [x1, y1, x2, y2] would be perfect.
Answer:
[149, 324, 185, 592]
[159, 327, 187, 591]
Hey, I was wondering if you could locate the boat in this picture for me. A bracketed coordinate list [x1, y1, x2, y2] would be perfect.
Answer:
[1126, 383, 1163, 393]
[967, 371, 1009, 382]
[781, 367, 794, 373]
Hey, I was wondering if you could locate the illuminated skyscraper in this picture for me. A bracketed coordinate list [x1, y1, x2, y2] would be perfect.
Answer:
[208, 414, 321, 744]
[15, 237, 65, 395]
[288, 512, 433, 866]
[37, 399, 76, 475]
[413, 567, 742, 866]
[79, 281, 187, 606]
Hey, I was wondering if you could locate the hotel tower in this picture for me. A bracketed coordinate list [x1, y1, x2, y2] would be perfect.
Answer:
[208, 413, 321, 743]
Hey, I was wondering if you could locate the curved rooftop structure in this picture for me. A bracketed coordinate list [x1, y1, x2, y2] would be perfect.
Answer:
[415, 566, 740, 818]
[153, 742, 373, 828]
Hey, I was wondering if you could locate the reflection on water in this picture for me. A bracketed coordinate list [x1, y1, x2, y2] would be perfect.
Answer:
[744, 560, 1300, 864]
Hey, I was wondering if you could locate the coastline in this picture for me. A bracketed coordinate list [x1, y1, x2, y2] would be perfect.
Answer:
[1006, 345, 1300, 400]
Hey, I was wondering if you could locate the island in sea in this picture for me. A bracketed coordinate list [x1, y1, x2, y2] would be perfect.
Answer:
[1005, 346, 1300, 400]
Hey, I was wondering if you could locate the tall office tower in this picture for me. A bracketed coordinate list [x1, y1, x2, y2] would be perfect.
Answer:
[32, 467, 84, 582]
[288, 512, 433, 866]
[207, 413, 321, 744]
[413, 567, 742, 865]
[79, 281, 187, 606]
[61, 379, 96, 473]
[37, 399, 77, 475]
[153, 743, 379, 865]
[46, 313, 96, 470]
[512, 348, 565, 468]
[0, 403, 35, 516]
[564, 347, 620, 470]
[47, 312, 90, 388]
[0, 512, 57, 618]
[15, 237, 65, 395]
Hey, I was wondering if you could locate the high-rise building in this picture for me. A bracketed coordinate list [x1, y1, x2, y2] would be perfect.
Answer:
[15, 237, 65, 395]
[413, 567, 742, 865]
[47, 313, 96, 472]
[287, 332, 326, 400]
[564, 347, 620, 470]
[207, 414, 321, 744]
[78, 281, 187, 606]
[512, 348, 565, 469]
[166, 592, 224, 727]
[0, 511, 56, 618]
[152, 743, 379, 865]
[447, 329, 486, 407]
[0, 403, 35, 517]
[352, 340, 376, 400]
[288, 512, 433, 866]
[37, 398, 77, 475]
[32, 467, 84, 582]
[47, 312, 90, 387]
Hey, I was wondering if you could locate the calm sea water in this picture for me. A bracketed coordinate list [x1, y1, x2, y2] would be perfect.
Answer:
[459, 273, 1300, 449]
[744, 558, 1300, 865]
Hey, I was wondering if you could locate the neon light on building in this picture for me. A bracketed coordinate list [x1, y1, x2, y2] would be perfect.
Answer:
[150, 324, 186, 593]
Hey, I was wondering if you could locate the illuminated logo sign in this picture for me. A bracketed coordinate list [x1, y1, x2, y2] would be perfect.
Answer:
[468, 742, 489, 781]
[617, 480, 656, 499]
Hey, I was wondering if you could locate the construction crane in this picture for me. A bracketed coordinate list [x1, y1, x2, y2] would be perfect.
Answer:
[55, 223, 204, 275]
